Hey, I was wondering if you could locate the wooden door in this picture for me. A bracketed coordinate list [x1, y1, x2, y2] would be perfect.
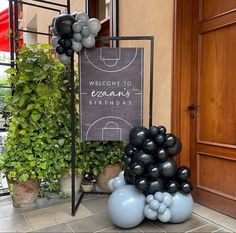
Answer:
[190, 0, 236, 218]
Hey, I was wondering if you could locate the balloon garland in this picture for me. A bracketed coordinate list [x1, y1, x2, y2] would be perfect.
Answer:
[108, 125, 194, 228]
[50, 12, 101, 64]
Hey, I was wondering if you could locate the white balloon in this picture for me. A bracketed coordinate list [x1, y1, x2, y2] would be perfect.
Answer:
[158, 209, 172, 223]
[71, 40, 82, 53]
[119, 171, 124, 178]
[113, 176, 126, 189]
[108, 179, 115, 191]
[73, 33, 82, 42]
[87, 18, 101, 35]
[72, 22, 82, 33]
[58, 53, 70, 64]
[75, 12, 89, 22]
[51, 36, 59, 48]
[82, 34, 95, 48]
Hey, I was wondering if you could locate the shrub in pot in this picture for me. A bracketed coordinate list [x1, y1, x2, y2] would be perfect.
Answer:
[0, 44, 72, 207]
[79, 141, 124, 191]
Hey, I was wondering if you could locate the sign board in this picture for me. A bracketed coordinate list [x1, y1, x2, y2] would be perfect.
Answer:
[79, 47, 144, 141]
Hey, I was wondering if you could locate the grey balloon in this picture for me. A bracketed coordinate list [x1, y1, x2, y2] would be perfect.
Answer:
[113, 176, 126, 189]
[81, 26, 91, 37]
[72, 22, 82, 33]
[149, 199, 160, 210]
[108, 185, 145, 228]
[158, 203, 167, 214]
[146, 195, 154, 204]
[162, 192, 173, 207]
[73, 33, 82, 42]
[154, 192, 164, 202]
[87, 18, 101, 35]
[82, 34, 95, 48]
[144, 205, 158, 220]
[108, 178, 115, 191]
[169, 192, 193, 223]
[58, 53, 70, 64]
[75, 12, 89, 22]
[77, 20, 87, 28]
[72, 40, 82, 53]
[158, 209, 172, 223]
[51, 36, 59, 48]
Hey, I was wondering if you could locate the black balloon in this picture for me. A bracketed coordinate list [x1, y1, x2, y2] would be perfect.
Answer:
[64, 39, 72, 49]
[123, 155, 132, 165]
[124, 169, 135, 185]
[54, 14, 75, 38]
[58, 38, 66, 46]
[147, 164, 161, 180]
[143, 138, 157, 153]
[176, 166, 191, 181]
[166, 180, 178, 194]
[159, 158, 177, 178]
[146, 178, 164, 195]
[129, 127, 149, 147]
[166, 138, 182, 156]
[133, 150, 155, 166]
[65, 49, 74, 57]
[124, 143, 136, 157]
[130, 162, 144, 176]
[135, 177, 149, 192]
[158, 125, 166, 134]
[149, 126, 159, 137]
[56, 45, 64, 54]
[180, 181, 193, 194]
[155, 133, 165, 145]
[155, 148, 168, 162]
[165, 134, 177, 147]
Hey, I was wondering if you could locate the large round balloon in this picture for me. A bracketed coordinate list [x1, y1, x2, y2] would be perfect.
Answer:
[87, 18, 101, 36]
[159, 158, 177, 178]
[133, 150, 155, 167]
[146, 178, 164, 195]
[108, 185, 146, 228]
[167, 138, 182, 156]
[169, 192, 193, 223]
[129, 127, 149, 147]
[54, 14, 75, 38]
[82, 34, 95, 48]
[176, 166, 191, 181]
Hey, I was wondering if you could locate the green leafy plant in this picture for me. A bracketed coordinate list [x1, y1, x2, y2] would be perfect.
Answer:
[0, 44, 75, 184]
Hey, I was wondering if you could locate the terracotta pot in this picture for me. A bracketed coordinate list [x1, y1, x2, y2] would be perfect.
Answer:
[81, 183, 94, 192]
[59, 171, 83, 195]
[97, 164, 122, 191]
[10, 180, 40, 208]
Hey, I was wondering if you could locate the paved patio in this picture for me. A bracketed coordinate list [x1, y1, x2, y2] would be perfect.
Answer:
[0, 194, 235, 233]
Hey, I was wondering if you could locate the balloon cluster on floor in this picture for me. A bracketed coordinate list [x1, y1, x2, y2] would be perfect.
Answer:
[108, 125, 193, 229]
[50, 12, 101, 64]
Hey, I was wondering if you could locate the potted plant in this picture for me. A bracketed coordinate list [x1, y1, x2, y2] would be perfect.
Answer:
[0, 44, 71, 207]
[79, 141, 124, 191]
[81, 172, 94, 192]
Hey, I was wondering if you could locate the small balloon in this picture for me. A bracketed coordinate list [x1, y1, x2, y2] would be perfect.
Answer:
[162, 192, 173, 207]
[58, 38, 66, 46]
[58, 53, 70, 64]
[71, 40, 82, 53]
[155, 134, 165, 145]
[166, 180, 178, 194]
[56, 45, 64, 54]
[158, 203, 167, 214]
[123, 155, 132, 165]
[149, 199, 160, 210]
[87, 18, 101, 36]
[72, 22, 82, 33]
[119, 171, 124, 178]
[149, 126, 160, 137]
[135, 177, 149, 192]
[129, 127, 149, 148]
[64, 39, 72, 49]
[176, 166, 191, 181]
[143, 138, 157, 153]
[158, 209, 172, 223]
[154, 192, 164, 202]
[146, 195, 154, 204]
[71, 12, 79, 19]
[65, 49, 74, 57]
[113, 176, 126, 189]
[51, 36, 60, 48]
[144, 205, 158, 220]
[180, 181, 193, 194]
[81, 26, 91, 37]
[82, 34, 95, 48]
[146, 179, 164, 195]
[165, 134, 177, 147]
[159, 158, 177, 178]
[108, 179, 115, 191]
[124, 143, 137, 157]
[158, 126, 166, 134]
[167, 138, 182, 156]
[75, 12, 89, 22]
[147, 165, 161, 180]
[124, 169, 135, 185]
[155, 148, 168, 162]
[133, 150, 155, 167]
[73, 33, 83, 42]
[130, 161, 144, 176]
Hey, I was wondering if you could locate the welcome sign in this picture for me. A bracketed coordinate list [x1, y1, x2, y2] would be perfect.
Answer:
[79, 47, 144, 141]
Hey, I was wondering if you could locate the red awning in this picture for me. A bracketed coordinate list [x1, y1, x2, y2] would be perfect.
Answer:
[0, 7, 23, 52]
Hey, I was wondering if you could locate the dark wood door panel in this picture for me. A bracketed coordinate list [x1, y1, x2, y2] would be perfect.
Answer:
[200, 0, 236, 21]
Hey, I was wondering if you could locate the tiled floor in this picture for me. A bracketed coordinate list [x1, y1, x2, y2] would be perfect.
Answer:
[0, 194, 235, 233]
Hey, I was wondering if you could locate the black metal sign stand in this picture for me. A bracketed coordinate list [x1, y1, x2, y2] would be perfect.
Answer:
[71, 36, 154, 216]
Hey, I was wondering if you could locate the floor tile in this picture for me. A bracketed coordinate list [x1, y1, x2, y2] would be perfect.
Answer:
[31, 223, 72, 232]
[187, 223, 220, 232]
[151, 214, 208, 232]
[0, 198, 50, 218]
[67, 212, 113, 232]
[0, 214, 30, 232]
[46, 194, 70, 206]
[24, 203, 92, 230]
[137, 220, 164, 232]
[0, 196, 12, 206]
[82, 196, 108, 214]
[193, 203, 236, 232]
[213, 228, 234, 233]
[97, 226, 142, 233]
